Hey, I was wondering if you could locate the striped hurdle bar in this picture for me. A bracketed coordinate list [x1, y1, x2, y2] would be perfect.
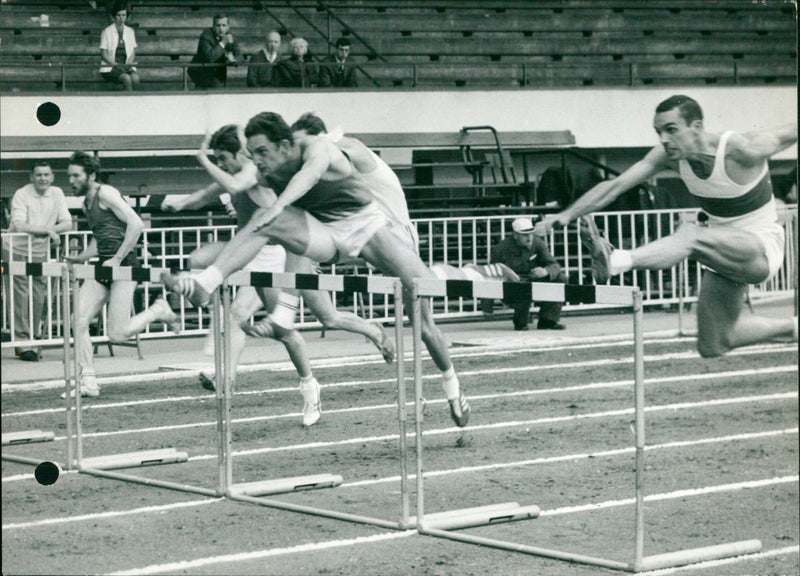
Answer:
[63, 264, 207, 495]
[410, 277, 761, 573]
[1, 261, 74, 470]
[219, 270, 413, 530]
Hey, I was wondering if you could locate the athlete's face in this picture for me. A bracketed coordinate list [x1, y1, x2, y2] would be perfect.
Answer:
[67, 164, 93, 196]
[247, 134, 291, 177]
[213, 149, 241, 175]
[30, 166, 54, 193]
[653, 108, 701, 159]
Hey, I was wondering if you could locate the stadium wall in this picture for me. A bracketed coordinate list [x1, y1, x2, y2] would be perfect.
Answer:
[1, 86, 796, 159]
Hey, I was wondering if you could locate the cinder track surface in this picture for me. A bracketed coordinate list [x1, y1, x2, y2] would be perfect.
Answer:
[2, 314, 798, 576]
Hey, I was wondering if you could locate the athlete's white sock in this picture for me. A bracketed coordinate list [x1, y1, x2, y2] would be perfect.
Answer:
[298, 374, 319, 400]
[609, 250, 633, 276]
[194, 266, 224, 294]
[441, 366, 460, 400]
[271, 292, 300, 330]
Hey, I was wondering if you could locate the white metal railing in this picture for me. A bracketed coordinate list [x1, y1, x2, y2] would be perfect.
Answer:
[2, 206, 796, 348]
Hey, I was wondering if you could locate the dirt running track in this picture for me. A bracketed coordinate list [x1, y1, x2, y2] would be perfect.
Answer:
[2, 336, 798, 576]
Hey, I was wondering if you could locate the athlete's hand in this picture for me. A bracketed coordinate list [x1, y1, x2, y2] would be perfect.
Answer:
[530, 267, 549, 280]
[197, 131, 213, 161]
[48, 231, 61, 248]
[534, 214, 568, 237]
[103, 256, 122, 268]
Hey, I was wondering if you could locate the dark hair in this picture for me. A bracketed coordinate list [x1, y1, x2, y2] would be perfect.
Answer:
[335, 37, 351, 48]
[68, 150, 101, 178]
[111, 1, 129, 16]
[30, 160, 51, 173]
[655, 95, 703, 125]
[244, 112, 294, 145]
[212, 14, 228, 24]
[291, 112, 327, 136]
[210, 124, 241, 155]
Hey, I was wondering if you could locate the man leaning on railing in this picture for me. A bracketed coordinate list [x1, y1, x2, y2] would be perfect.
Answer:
[1, 161, 72, 361]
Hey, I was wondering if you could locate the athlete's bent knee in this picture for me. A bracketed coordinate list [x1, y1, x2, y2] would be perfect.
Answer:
[108, 330, 131, 344]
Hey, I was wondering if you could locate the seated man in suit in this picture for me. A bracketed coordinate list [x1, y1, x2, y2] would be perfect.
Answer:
[487, 217, 567, 331]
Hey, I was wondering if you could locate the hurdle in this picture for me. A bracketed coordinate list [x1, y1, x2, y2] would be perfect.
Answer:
[1, 261, 69, 469]
[64, 263, 214, 497]
[410, 277, 762, 572]
[220, 270, 416, 530]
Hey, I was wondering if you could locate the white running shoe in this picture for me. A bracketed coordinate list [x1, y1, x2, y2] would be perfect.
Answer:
[299, 378, 321, 427]
[61, 372, 100, 398]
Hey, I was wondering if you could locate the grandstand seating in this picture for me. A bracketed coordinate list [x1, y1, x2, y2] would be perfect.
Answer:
[0, 0, 795, 91]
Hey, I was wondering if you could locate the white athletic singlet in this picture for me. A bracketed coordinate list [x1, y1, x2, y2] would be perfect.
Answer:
[678, 131, 784, 279]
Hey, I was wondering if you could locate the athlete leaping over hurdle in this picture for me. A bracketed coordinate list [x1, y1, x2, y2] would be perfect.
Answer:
[162, 112, 470, 427]
[535, 95, 798, 357]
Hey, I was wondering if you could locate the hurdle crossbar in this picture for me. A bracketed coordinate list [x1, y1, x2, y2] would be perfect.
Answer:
[222, 272, 414, 530]
[411, 279, 762, 573]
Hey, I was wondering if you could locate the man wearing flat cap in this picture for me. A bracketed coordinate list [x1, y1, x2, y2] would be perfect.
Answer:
[487, 217, 566, 331]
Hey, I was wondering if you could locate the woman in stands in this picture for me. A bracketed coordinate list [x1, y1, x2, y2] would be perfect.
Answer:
[99, 2, 140, 91]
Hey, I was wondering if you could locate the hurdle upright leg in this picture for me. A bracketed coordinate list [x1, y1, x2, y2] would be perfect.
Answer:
[393, 281, 412, 528]
[221, 271, 414, 530]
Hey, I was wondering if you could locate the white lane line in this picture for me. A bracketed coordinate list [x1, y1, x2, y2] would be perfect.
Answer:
[107, 532, 417, 576]
[184, 391, 797, 462]
[2, 498, 222, 530]
[25, 365, 798, 441]
[3, 346, 796, 418]
[3, 432, 795, 530]
[103, 477, 798, 576]
[541, 475, 798, 517]
[343, 428, 798, 488]
[639, 545, 799, 575]
[2, 390, 795, 485]
[2, 339, 792, 394]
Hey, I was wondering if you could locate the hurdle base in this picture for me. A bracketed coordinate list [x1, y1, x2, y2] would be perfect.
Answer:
[79, 448, 188, 471]
[636, 540, 762, 572]
[228, 474, 343, 496]
[2, 430, 55, 445]
[417, 502, 540, 531]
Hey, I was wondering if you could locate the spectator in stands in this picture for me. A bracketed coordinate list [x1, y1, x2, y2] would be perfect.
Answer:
[99, 2, 140, 91]
[188, 14, 243, 90]
[2, 162, 72, 361]
[318, 37, 358, 88]
[247, 30, 282, 88]
[486, 217, 566, 331]
[273, 37, 317, 87]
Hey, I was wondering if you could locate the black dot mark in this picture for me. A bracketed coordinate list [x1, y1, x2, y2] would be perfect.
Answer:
[37, 102, 61, 127]
[34, 461, 60, 485]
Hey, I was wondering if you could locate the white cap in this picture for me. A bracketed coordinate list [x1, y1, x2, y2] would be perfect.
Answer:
[512, 217, 534, 233]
